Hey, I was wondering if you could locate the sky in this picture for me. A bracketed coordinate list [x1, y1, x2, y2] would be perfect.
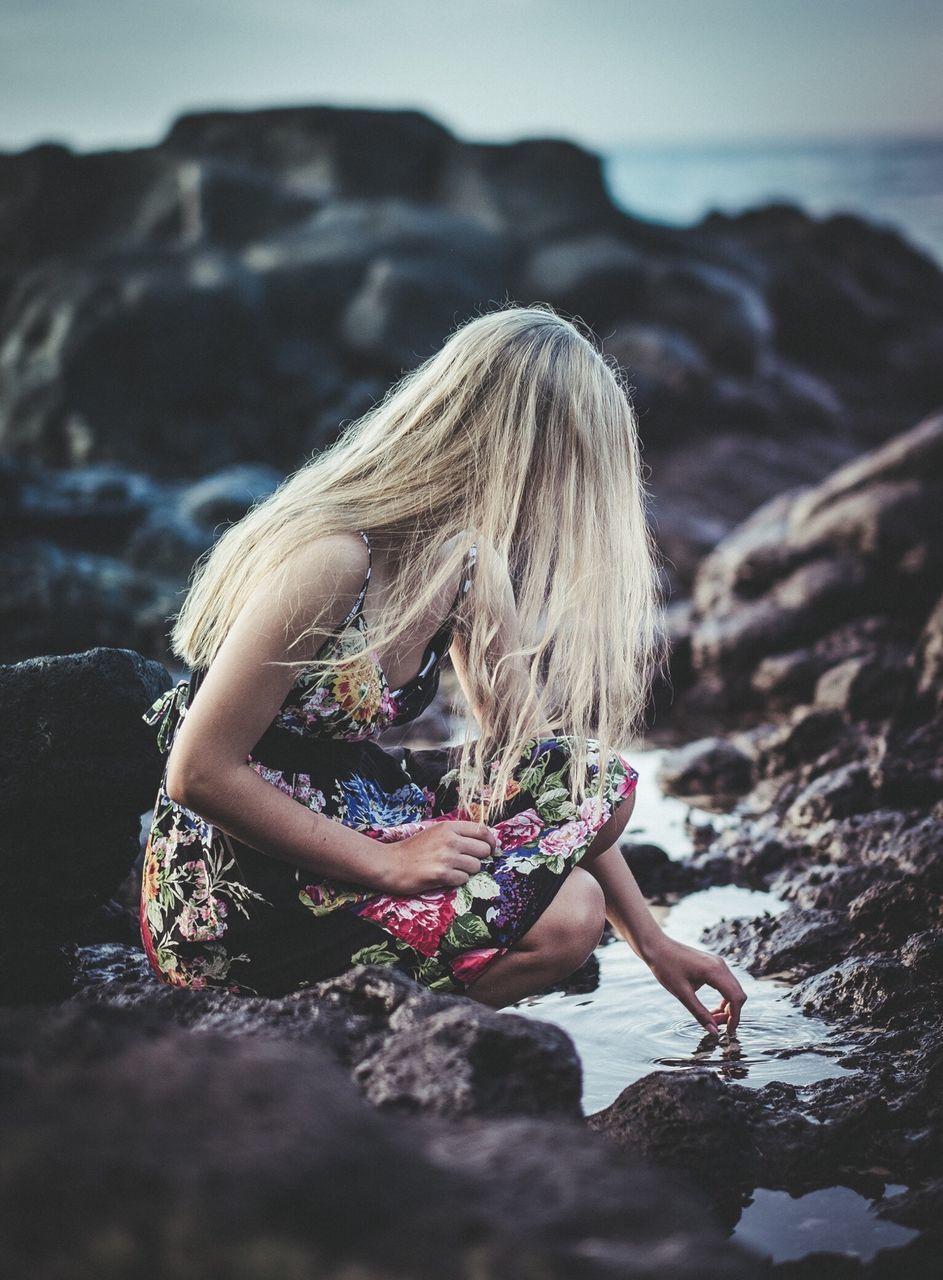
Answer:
[1, 0, 941, 156]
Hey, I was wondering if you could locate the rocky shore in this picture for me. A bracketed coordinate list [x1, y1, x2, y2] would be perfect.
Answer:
[2, 104, 943, 1276]
[4, 105, 943, 664]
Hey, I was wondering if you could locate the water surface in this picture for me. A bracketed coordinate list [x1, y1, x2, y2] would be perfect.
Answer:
[514, 748, 857, 1114]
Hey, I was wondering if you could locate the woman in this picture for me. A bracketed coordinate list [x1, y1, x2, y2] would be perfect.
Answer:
[140, 302, 746, 1033]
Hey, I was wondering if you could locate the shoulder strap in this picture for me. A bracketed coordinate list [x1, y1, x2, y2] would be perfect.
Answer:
[338, 529, 372, 628]
[448, 542, 477, 615]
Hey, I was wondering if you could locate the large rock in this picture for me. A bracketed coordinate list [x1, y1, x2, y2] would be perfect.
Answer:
[0, 647, 170, 996]
[666, 413, 943, 720]
[0, 997, 756, 1279]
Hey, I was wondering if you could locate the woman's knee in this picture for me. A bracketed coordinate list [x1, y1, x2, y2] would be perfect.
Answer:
[535, 867, 606, 968]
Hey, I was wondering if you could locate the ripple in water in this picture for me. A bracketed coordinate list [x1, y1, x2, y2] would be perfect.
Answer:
[514, 748, 858, 1116]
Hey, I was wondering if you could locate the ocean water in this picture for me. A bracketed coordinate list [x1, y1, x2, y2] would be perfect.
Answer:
[603, 133, 943, 267]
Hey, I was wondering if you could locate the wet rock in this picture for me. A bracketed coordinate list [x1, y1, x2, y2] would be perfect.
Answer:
[0, 647, 170, 998]
[0, 999, 755, 1280]
[847, 882, 943, 949]
[354, 996, 583, 1118]
[588, 1071, 762, 1219]
[620, 841, 706, 900]
[670, 414, 943, 722]
[782, 762, 875, 826]
[656, 736, 754, 800]
[792, 956, 914, 1023]
[702, 905, 854, 978]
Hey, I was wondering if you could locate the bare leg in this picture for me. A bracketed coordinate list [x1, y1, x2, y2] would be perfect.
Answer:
[463, 867, 606, 1009]
[463, 791, 638, 1009]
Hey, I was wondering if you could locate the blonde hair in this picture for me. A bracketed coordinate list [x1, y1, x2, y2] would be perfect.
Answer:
[172, 301, 667, 824]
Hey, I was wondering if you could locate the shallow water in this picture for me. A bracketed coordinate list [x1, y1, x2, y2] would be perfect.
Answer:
[733, 1184, 917, 1263]
[514, 748, 858, 1115]
[512, 747, 912, 1263]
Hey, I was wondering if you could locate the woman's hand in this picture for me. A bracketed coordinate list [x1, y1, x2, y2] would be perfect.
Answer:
[647, 936, 747, 1038]
[381, 821, 498, 895]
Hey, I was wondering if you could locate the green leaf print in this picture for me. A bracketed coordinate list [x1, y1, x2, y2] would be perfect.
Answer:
[350, 942, 401, 967]
[146, 897, 164, 934]
[428, 973, 461, 993]
[535, 786, 579, 824]
[455, 871, 501, 912]
[443, 912, 491, 951]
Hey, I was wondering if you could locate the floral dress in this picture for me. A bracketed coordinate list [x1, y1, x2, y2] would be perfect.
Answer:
[139, 531, 640, 996]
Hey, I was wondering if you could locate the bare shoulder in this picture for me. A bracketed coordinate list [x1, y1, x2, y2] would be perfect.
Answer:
[258, 531, 370, 632]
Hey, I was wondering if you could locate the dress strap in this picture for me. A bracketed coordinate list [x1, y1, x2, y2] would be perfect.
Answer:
[337, 528, 373, 629]
[448, 541, 477, 615]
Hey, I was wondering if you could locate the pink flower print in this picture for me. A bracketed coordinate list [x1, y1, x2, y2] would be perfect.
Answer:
[614, 752, 640, 797]
[292, 773, 326, 811]
[358, 889, 458, 957]
[493, 807, 543, 852]
[181, 859, 211, 900]
[249, 761, 293, 796]
[379, 685, 398, 722]
[537, 817, 592, 866]
[177, 893, 228, 942]
[451, 946, 504, 985]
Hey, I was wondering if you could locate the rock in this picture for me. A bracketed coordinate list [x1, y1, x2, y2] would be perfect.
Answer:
[782, 762, 875, 826]
[813, 652, 912, 718]
[703, 205, 943, 407]
[643, 258, 773, 377]
[0, 999, 755, 1279]
[4, 106, 942, 607]
[656, 736, 754, 800]
[752, 706, 850, 778]
[518, 233, 648, 330]
[0, 457, 159, 551]
[341, 252, 497, 373]
[75, 958, 583, 1121]
[162, 104, 454, 203]
[127, 463, 282, 578]
[0, 647, 170, 995]
[588, 1071, 761, 1218]
[703, 904, 854, 977]
[0, 537, 179, 664]
[793, 956, 914, 1022]
[353, 996, 583, 1118]
[670, 414, 943, 722]
[0, 255, 291, 475]
[912, 592, 943, 713]
[620, 841, 706, 900]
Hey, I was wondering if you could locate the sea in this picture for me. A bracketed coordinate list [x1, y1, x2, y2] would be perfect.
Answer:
[602, 132, 943, 267]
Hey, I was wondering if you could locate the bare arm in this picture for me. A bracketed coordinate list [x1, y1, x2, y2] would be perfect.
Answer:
[165, 536, 495, 893]
[165, 536, 393, 886]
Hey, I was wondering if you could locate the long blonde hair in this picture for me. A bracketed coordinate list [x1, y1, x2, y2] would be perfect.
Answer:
[172, 302, 667, 824]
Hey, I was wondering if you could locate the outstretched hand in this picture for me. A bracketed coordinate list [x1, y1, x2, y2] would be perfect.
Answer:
[647, 937, 747, 1037]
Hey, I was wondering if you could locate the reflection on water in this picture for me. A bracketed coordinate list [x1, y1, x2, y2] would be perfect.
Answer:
[513, 749, 858, 1115]
[733, 1185, 916, 1263]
